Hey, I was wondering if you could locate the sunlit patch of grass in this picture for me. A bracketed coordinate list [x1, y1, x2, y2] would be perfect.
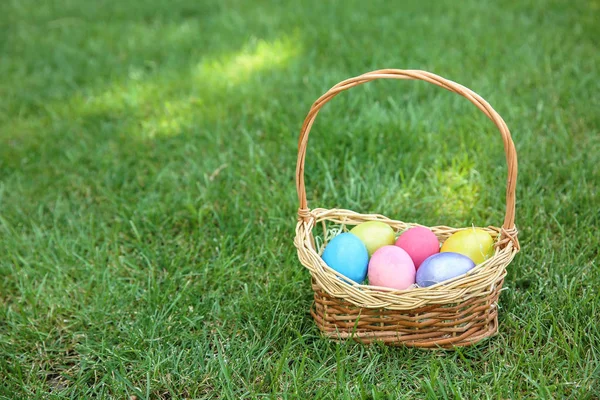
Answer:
[139, 97, 200, 138]
[0, 34, 302, 141]
[136, 35, 301, 138]
[432, 165, 481, 222]
[195, 34, 301, 86]
[355, 155, 482, 226]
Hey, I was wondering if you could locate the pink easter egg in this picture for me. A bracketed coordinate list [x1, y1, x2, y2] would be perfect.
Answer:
[395, 227, 440, 270]
[368, 246, 415, 290]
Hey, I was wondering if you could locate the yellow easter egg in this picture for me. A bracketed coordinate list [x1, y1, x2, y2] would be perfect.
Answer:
[440, 228, 495, 265]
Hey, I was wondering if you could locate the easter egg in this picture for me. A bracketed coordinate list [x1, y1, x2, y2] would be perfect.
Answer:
[395, 226, 440, 270]
[440, 228, 495, 265]
[322, 233, 369, 284]
[350, 221, 396, 256]
[416, 252, 475, 287]
[368, 246, 416, 290]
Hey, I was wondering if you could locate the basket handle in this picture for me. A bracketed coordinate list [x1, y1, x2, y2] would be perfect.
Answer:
[296, 69, 518, 246]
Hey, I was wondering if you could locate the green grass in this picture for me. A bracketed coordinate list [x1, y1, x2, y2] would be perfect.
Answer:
[1, 0, 599, 398]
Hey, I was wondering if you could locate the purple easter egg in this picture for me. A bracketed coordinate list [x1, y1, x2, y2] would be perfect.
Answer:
[416, 252, 476, 287]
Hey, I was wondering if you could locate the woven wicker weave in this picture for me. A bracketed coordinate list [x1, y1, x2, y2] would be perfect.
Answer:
[294, 69, 520, 348]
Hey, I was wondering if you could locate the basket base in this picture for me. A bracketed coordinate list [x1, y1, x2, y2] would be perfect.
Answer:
[311, 283, 502, 349]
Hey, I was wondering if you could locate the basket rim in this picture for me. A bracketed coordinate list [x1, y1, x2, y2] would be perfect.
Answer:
[295, 207, 518, 310]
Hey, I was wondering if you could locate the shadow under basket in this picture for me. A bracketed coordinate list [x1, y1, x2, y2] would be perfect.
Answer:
[294, 70, 520, 349]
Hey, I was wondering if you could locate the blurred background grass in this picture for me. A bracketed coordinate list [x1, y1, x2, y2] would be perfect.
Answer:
[0, 0, 598, 398]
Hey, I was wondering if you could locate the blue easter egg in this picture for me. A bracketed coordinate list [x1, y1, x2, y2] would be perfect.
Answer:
[322, 233, 369, 284]
[416, 252, 476, 287]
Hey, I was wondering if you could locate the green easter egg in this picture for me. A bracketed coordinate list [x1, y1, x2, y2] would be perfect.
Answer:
[350, 221, 396, 256]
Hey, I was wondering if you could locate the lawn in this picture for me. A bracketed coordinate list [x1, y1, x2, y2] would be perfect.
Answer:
[1, 0, 599, 398]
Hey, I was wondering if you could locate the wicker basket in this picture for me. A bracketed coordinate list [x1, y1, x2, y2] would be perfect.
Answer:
[294, 69, 520, 348]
